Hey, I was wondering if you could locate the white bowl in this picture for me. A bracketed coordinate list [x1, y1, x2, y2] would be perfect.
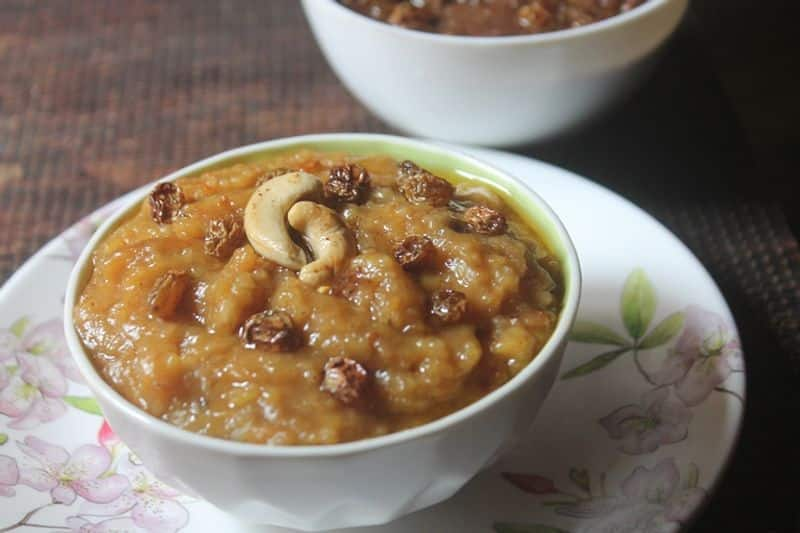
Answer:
[301, 0, 688, 146]
[63, 133, 581, 531]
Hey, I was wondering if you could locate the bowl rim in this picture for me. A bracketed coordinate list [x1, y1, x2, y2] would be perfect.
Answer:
[311, 0, 673, 46]
[63, 133, 581, 458]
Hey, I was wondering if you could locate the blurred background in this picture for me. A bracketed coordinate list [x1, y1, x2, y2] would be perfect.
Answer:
[0, 0, 797, 530]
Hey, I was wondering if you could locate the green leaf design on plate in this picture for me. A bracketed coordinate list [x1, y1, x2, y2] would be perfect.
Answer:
[541, 500, 579, 507]
[685, 462, 700, 489]
[569, 321, 629, 346]
[0, 433, 7, 445]
[27, 341, 49, 355]
[494, 523, 571, 533]
[9, 316, 30, 338]
[639, 311, 685, 349]
[621, 269, 656, 339]
[64, 396, 103, 416]
[561, 347, 631, 379]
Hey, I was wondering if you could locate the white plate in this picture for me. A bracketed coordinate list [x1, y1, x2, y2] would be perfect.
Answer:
[0, 148, 744, 532]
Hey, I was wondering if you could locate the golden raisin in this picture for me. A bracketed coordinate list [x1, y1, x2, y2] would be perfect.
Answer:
[463, 205, 507, 235]
[321, 357, 368, 405]
[393, 235, 435, 269]
[430, 289, 467, 324]
[397, 161, 453, 207]
[239, 310, 300, 351]
[149, 182, 184, 224]
[148, 270, 191, 319]
[398, 160, 423, 177]
[204, 214, 245, 259]
[324, 164, 371, 203]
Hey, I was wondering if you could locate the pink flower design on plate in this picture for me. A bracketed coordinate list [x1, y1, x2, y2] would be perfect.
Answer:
[0, 331, 17, 362]
[16, 436, 128, 505]
[0, 358, 67, 429]
[0, 318, 81, 428]
[648, 306, 742, 406]
[621, 459, 706, 524]
[21, 319, 83, 383]
[98, 420, 121, 450]
[599, 387, 692, 454]
[557, 459, 705, 532]
[1, 318, 78, 377]
[0, 454, 19, 497]
[81, 466, 189, 533]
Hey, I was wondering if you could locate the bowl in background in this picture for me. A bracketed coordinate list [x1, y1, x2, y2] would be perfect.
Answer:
[64, 133, 581, 531]
[301, 0, 688, 146]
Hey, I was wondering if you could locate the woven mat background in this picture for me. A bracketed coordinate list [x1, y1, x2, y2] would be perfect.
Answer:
[1, 1, 798, 531]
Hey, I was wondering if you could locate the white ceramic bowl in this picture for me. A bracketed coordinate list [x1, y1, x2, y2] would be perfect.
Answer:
[64, 134, 581, 531]
[301, 0, 688, 146]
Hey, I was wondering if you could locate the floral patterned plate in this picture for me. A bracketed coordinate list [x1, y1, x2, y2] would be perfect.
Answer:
[0, 147, 744, 532]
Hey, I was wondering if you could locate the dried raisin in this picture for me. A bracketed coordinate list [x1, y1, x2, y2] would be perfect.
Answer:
[148, 270, 191, 319]
[397, 161, 453, 207]
[430, 289, 467, 324]
[324, 164, 371, 203]
[240, 310, 300, 352]
[393, 235, 435, 269]
[149, 182, 184, 224]
[463, 205, 507, 235]
[321, 357, 368, 405]
[204, 214, 245, 259]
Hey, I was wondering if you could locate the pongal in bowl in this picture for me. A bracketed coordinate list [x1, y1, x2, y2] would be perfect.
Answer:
[73, 149, 563, 446]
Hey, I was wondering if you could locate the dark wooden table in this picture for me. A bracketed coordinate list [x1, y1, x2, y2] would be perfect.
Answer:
[1, 1, 798, 531]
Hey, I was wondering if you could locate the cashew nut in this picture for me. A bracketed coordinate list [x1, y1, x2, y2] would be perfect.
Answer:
[244, 171, 322, 269]
[287, 201, 354, 286]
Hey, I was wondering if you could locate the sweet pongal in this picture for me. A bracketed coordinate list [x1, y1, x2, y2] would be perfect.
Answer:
[74, 150, 562, 445]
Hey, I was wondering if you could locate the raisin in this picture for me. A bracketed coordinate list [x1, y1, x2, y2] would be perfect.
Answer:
[204, 214, 245, 259]
[430, 289, 467, 324]
[393, 235, 435, 269]
[256, 167, 294, 187]
[324, 164, 371, 203]
[148, 270, 191, 320]
[398, 160, 423, 177]
[239, 310, 300, 352]
[463, 205, 507, 235]
[397, 162, 453, 207]
[321, 357, 368, 405]
[149, 182, 184, 224]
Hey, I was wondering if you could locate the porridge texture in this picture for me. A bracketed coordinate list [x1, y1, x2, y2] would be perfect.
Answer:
[74, 151, 562, 445]
[339, 0, 646, 36]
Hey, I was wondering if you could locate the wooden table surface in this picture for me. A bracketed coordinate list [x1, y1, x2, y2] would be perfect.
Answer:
[1, 1, 798, 531]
